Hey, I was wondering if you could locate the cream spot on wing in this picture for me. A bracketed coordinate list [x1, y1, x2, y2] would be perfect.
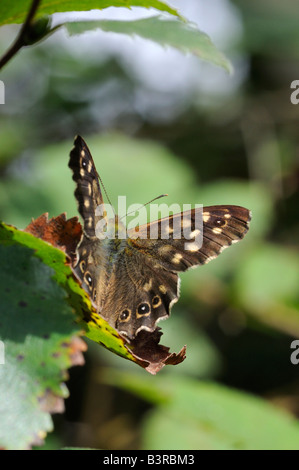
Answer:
[158, 245, 173, 255]
[80, 150, 85, 157]
[172, 253, 183, 264]
[87, 161, 92, 173]
[212, 227, 223, 234]
[224, 213, 231, 219]
[87, 254, 94, 264]
[203, 213, 210, 223]
[189, 229, 200, 238]
[143, 279, 153, 292]
[80, 168, 85, 177]
[87, 183, 92, 196]
[84, 199, 90, 208]
[159, 285, 167, 294]
[185, 242, 199, 252]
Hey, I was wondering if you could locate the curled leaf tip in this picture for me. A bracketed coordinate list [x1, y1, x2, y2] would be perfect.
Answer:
[126, 328, 186, 375]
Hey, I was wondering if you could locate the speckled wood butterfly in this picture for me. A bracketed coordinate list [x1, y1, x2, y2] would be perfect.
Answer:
[69, 136, 251, 339]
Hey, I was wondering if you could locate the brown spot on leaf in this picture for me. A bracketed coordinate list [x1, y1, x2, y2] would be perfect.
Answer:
[51, 352, 60, 358]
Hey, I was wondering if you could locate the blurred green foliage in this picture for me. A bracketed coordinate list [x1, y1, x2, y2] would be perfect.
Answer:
[0, 225, 81, 449]
[101, 370, 299, 450]
[1, 0, 299, 450]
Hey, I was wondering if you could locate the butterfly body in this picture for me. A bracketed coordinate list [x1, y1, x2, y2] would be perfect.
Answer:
[69, 136, 251, 339]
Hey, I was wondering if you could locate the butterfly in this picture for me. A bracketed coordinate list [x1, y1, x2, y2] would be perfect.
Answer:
[69, 136, 251, 340]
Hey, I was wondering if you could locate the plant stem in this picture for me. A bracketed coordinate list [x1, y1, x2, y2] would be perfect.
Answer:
[0, 0, 42, 70]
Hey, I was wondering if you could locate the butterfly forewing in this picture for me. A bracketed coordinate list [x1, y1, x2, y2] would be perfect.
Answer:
[69, 136, 111, 310]
[127, 206, 251, 272]
[69, 136, 105, 239]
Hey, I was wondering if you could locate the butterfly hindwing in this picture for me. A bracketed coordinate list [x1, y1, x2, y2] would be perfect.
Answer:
[98, 250, 179, 338]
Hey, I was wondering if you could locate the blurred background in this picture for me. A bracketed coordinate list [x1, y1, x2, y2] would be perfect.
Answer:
[1, 0, 299, 450]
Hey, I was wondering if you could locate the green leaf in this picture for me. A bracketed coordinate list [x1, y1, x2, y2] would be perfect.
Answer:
[0, 229, 84, 449]
[102, 371, 299, 450]
[0, 222, 136, 361]
[0, 0, 181, 27]
[65, 16, 232, 72]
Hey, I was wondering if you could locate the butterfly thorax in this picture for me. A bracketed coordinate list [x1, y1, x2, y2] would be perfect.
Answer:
[75, 222, 128, 312]
[95, 215, 127, 241]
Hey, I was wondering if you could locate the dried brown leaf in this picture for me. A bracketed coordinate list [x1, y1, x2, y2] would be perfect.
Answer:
[25, 213, 82, 263]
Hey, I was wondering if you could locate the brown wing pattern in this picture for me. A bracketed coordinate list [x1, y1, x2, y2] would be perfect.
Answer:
[127, 206, 251, 272]
[99, 247, 180, 339]
[69, 135, 105, 239]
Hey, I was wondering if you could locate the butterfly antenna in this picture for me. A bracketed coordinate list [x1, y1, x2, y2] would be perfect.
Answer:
[120, 194, 168, 220]
[143, 194, 168, 207]
[98, 173, 115, 214]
